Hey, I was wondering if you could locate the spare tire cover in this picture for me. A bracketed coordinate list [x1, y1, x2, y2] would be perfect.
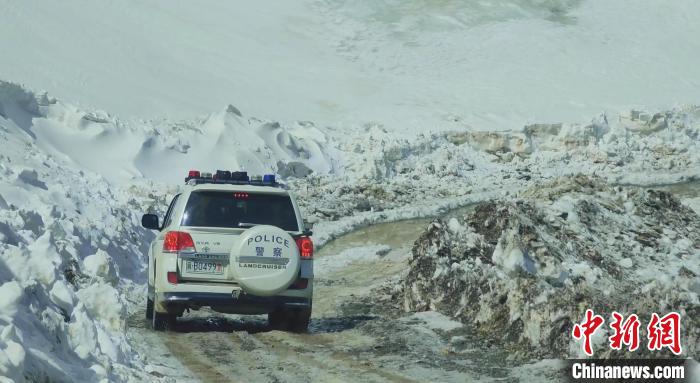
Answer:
[231, 225, 300, 296]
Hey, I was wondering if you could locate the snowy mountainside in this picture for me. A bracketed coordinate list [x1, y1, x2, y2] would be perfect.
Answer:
[296, 108, 700, 246]
[2, 1, 700, 132]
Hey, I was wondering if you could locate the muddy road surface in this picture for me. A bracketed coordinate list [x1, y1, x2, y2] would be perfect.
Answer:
[127, 208, 555, 382]
[126, 183, 699, 382]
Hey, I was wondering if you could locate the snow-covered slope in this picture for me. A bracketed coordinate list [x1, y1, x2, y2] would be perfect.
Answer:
[1, 1, 699, 131]
[0, 81, 336, 185]
[0, 83, 166, 382]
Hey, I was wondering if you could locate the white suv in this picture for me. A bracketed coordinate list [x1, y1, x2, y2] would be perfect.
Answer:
[141, 170, 313, 332]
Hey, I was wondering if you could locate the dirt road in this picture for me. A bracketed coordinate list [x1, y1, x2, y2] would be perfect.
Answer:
[127, 209, 544, 382]
[127, 183, 700, 382]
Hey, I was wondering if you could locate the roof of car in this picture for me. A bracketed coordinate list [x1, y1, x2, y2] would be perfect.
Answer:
[185, 183, 290, 194]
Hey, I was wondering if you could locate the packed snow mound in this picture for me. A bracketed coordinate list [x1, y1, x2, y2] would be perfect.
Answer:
[403, 175, 699, 359]
[0, 82, 170, 381]
[0, 80, 336, 185]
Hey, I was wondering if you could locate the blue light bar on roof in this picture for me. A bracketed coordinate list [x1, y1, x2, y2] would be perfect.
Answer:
[185, 170, 282, 187]
[262, 174, 276, 184]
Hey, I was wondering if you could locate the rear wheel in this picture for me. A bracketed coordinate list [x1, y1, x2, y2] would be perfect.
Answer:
[268, 304, 311, 333]
[145, 298, 154, 320]
[268, 309, 286, 330]
[151, 301, 175, 331]
[289, 307, 311, 333]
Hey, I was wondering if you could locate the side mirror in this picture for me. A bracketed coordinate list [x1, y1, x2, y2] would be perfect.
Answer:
[141, 214, 160, 230]
[303, 220, 314, 236]
[303, 220, 314, 231]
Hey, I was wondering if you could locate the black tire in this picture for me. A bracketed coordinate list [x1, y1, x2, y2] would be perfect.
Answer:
[289, 307, 311, 333]
[151, 301, 175, 331]
[268, 305, 311, 333]
[268, 309, 287, 330]
[145, 298, 154, 320]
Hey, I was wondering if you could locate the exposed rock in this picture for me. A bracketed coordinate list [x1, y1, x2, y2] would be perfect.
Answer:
[277, 160, 313, 179]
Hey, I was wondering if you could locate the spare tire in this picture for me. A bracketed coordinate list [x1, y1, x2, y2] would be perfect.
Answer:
[231, 225, 300, 296]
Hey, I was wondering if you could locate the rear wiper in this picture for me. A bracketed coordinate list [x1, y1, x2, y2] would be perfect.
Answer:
[238, 222, 259, 228]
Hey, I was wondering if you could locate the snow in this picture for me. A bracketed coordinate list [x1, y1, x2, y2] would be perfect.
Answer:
[0, 78, 698, 379]
[1, 1, 700, 132]
[315, 244, 392, 276]
[405, 311, 463, 332]
[0, 1, 699, 380]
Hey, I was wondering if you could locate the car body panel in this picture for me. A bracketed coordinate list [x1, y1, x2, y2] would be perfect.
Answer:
[146, 182, 313, 315]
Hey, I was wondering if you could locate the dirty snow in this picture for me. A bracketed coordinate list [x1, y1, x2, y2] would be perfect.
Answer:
[403, 175, 699, 359]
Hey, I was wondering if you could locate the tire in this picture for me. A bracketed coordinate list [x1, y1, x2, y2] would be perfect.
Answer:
[268, 304, 311, 333]
[151, 301, 175, 331]
[289, 307, 311, 333]
[268, 309, 287, 330]
[145, 298, 154, 320]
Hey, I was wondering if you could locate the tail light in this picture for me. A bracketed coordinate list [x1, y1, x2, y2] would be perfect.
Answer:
[295, 236, 313, 259]
[167, 272, 178, 284]
[163, 231, 196, 253]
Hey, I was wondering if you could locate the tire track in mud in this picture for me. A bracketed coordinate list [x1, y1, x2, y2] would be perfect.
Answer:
[161, 334, 240, 383]
[253, 332, 420, 383]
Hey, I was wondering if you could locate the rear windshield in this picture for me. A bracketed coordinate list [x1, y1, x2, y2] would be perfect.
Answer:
[180, 191, 299, 231]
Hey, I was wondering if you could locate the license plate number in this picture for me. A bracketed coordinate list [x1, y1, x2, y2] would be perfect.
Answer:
[185, 261, 223, 274]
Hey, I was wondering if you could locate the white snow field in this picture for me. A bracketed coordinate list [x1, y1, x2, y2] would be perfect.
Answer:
[1, 0, 699, 131]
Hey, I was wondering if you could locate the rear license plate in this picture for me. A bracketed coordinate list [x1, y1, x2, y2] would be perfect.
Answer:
[185, 260, 223, 274]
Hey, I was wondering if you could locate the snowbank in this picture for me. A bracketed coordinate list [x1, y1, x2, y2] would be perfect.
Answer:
[403, 175, 699, 359]
[0, 81, 170, 382]
[0, 80, 336, 185]
[297, 108, 700, 248]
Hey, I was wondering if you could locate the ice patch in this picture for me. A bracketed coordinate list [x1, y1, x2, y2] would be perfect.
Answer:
[315, 244, 392, 276]
[406, 311, 463, 332]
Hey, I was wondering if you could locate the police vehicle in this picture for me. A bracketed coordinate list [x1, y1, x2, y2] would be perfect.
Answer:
[141, 170, 313, 331]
